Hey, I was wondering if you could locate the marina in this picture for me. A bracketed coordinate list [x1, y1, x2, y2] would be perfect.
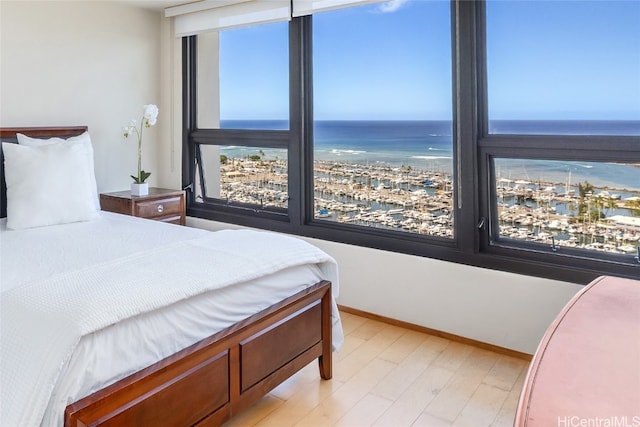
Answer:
[218, 156, 640, 256]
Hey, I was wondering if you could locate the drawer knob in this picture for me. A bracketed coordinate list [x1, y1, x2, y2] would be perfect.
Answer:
[157, 204, 164, 213]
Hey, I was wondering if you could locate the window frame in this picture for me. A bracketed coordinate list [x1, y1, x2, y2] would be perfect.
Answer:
[192, 128, 290, 217]
[475, 0, 640, 280]
[182, 1, 640, 283]
[182, 31, 295, 224]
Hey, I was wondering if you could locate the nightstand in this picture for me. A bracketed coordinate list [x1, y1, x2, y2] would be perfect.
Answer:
[100, 188, 186, 225]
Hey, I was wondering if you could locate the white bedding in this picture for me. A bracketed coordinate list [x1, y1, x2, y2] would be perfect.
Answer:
[0, 212, 342, 427]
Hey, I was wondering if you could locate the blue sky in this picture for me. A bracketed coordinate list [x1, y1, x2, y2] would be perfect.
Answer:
[487, 0, 640, 120]
[220, 0, 640, 121]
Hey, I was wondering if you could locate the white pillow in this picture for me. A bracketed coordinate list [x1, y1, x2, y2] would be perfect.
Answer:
[2, 141, 100, 230]
[16, 132, 100, 209]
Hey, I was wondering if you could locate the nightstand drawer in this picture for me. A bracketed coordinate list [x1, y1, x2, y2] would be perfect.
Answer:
[100, 188, 186, 225]
[134, 196, 182, 220]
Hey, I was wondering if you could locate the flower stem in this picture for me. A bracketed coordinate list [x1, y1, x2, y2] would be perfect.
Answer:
[138, 116, 144, 182]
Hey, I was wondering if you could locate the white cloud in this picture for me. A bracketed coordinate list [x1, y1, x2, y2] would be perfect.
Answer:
[377, 0, 410, 13]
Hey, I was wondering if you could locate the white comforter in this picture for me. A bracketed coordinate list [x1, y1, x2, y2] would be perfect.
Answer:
[0, 214, 340, 427]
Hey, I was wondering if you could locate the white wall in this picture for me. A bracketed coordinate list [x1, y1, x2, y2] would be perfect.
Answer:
[157, 10, 183, 190]
[0, 1, 584, 355]
[187, 217, 582, 355]
[0, 1, 166, 193]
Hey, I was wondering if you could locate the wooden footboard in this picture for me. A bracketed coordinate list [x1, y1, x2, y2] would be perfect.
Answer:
[64, 280, 333, 427]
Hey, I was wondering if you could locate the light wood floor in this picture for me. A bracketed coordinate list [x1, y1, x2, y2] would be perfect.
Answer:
[224, 311, 529, 427]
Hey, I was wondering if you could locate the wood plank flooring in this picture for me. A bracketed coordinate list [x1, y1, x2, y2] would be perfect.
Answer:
[224, 311, 529, 427]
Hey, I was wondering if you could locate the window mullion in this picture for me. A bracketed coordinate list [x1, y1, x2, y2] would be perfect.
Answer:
[453, 0, 480, 254]
[288, 16, 310, 228]
[480, 134, 640, 157]
[182, 36, 198, 204]
[192, 129, 290, 148]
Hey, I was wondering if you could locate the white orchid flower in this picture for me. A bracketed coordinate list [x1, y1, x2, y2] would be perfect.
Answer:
[143, 104, 159, 127]
[123, 104, 159, 183]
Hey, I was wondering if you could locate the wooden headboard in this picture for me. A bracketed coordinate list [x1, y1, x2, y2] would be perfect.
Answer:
[0, 126, 88, 218]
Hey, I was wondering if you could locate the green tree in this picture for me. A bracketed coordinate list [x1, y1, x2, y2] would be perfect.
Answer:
[628, 198, 640, 217]
[577, 181, 595, 221]
[604, 197, 618, 217]
[590, 195, 605, 222]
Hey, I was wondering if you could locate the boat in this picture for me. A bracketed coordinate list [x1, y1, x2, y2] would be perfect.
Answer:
[618, 244, 638, 254]
[316, 208, 331, 218]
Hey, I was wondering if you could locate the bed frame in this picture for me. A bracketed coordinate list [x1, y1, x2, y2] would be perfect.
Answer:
[1, 127, 333, 426]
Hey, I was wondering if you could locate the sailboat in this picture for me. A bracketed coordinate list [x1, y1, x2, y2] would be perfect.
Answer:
[563, 170, 575, 197]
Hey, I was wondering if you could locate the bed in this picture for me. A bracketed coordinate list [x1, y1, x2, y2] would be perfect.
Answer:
[0, 126, 343, 426]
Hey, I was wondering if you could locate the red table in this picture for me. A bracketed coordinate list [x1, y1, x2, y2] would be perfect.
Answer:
[515, 275, 640, 426]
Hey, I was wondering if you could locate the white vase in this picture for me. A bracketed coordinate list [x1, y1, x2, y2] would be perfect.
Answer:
[131, 182, 149, 196]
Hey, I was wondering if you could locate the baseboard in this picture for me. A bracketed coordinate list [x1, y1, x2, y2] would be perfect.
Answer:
[338, 305, 533, 362]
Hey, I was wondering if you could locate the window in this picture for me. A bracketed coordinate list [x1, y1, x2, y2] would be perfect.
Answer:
[182, 1, 640, 281]
[481, 0, 640, 274]
[312, 2, 453, 237]
[493, 158, 640, 253]
[190, 22, 290, 216]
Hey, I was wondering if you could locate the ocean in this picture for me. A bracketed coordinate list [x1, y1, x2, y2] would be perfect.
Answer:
[220, 120, 640, 192]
